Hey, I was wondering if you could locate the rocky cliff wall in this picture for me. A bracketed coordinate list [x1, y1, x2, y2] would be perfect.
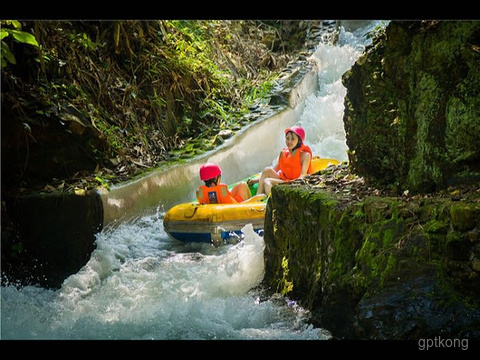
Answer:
[262, 166, 480, 339]
[343, 20, 480, 194]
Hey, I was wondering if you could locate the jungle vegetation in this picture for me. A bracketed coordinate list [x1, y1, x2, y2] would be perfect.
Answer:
[1, 20, 308, 194]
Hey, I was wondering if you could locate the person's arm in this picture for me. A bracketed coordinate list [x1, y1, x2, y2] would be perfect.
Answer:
[196, 187, 205, 203]
[273, 152, 281, 172]
[221, 185, 240, 203]
[298, 151, 311, 179]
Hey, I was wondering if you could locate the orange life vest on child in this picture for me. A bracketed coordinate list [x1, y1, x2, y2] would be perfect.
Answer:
[277, 144, 313, 181]
[196, 184, 242, 204]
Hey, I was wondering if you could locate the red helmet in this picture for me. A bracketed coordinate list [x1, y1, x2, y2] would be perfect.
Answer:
[285, 126, 305, 141]
[199, 163, 222, 181]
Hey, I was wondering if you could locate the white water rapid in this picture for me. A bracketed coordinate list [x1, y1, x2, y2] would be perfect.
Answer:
[1, 21, 387, 340]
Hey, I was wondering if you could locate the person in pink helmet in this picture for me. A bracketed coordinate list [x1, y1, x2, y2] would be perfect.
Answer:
[248, 126, 312, 196]
[196, 162, 252, 204]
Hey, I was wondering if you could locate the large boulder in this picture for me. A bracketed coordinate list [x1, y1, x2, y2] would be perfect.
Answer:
[343, 20, 480, 194]
[262, 166, 480, 339]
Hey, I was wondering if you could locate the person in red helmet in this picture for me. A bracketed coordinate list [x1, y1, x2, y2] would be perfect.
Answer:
[248, 125, 312, 196]
[196, 162, 252, 204]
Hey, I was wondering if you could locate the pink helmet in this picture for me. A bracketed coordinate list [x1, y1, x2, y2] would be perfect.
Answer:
[199, 163, 222, 181]
[285, 126, 305, 141]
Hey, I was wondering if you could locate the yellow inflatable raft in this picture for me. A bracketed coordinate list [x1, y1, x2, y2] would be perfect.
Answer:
[163, 157, 340, 246]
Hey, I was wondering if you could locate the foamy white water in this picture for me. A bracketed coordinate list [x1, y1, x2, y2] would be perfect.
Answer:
[300, 21, 387, 162]
[1, 219, 325, 340]
[1, 21, 386, 340]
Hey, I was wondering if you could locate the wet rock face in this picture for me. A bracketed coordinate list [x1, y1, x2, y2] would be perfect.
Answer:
[343, 20, 480, 194]
[354, 273, 480, 339]
[1, 190, 103, 289]
[262, 165, 480, 339]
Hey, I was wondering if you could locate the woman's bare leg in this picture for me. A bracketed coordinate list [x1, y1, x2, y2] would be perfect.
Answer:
[231, 182, 251, 201]
[257, 167, 280, 194]
[263, 178, 284, 196]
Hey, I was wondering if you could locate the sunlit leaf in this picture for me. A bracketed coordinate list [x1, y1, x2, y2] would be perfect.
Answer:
[74, 189, 86, 195]
[10, 20, 22, 29]
[0, 30, 10, 40]
[10, 29, 38, 47]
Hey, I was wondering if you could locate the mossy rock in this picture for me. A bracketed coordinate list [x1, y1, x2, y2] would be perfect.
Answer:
[343, 20, 480, 194]
[263, 180, 480, 339]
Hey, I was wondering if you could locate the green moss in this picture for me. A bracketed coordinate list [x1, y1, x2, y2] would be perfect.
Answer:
[425, 219, 448, 233]
[446, 230, 463, 245]
[267, 176, 479, 297]
[344, 21, 480, 194]
[382, 253, 398, 286]
[327, 210, 363, 286]
[277, 256, 294, 296]
[450, 203, 480, 231]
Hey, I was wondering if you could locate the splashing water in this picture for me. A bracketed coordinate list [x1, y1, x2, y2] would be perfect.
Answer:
[300, 21, 388, 162]
[1, 218, 326, 340]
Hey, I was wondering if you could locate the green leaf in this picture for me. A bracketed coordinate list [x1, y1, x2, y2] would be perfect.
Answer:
[1, 41, 16, 64]
[11, 20, 22, 29]
[4, 20, 22, 29]
[0, 30, 10, 41]
[10, 29, 38, 47]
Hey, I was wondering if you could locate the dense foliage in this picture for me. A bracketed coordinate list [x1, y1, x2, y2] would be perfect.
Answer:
[1, 20, 307, 194]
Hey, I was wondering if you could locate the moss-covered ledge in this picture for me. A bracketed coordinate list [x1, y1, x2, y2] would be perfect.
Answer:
[262, 167, 480, 339]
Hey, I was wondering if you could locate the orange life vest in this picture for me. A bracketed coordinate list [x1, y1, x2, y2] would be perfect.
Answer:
[196, 184, 242, 204]
[277, 144, 313, 181]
